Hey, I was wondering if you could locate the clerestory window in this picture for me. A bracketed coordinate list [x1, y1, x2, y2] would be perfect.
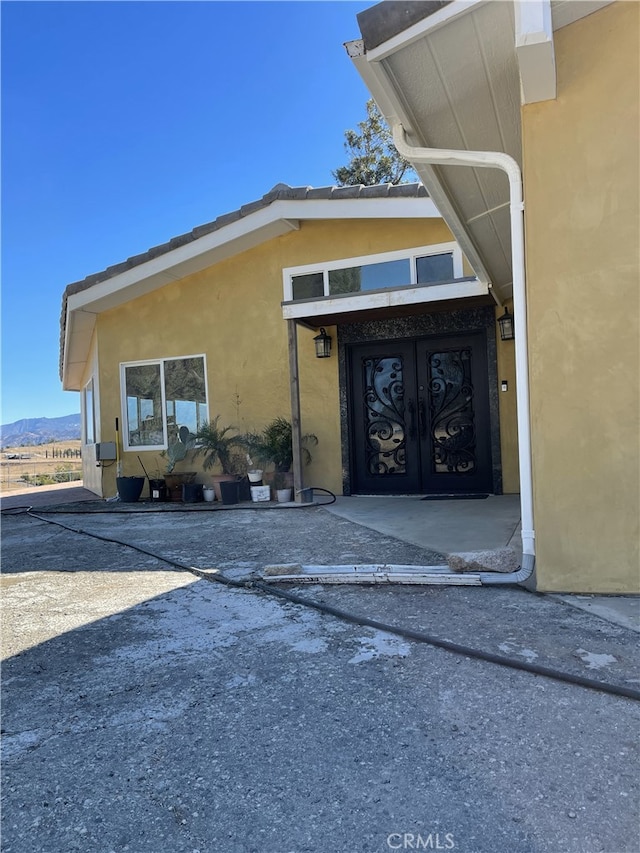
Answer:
[284, 242, 463, 303]
[120, 355, 209, 451]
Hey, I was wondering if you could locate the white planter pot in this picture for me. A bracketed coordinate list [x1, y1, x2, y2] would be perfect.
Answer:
[251, 485, 270, 502]
[276, 488, 293, 503]
[203, 487, 216, 503]
[248, 470, 264, 484]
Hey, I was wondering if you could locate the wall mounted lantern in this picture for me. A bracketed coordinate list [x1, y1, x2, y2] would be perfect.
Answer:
[497, 307, 515, 341]
[313, 327, 332, 358]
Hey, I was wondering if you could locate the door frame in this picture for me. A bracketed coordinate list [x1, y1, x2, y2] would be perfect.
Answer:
[338, 305, 503, 496]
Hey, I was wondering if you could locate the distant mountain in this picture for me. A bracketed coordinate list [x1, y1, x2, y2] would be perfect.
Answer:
[0, 414, 81, 447]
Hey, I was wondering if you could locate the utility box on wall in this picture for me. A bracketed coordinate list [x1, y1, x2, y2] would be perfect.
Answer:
[96, 442, 117, 461]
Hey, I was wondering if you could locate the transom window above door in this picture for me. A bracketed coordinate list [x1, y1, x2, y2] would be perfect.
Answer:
[284, 242, 464, 303]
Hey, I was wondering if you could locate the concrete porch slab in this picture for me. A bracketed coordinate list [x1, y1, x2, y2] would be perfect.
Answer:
[324, 494, 522, 555]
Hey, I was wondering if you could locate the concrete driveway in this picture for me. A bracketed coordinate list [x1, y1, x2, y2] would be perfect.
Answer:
[2, 503, 639, 853]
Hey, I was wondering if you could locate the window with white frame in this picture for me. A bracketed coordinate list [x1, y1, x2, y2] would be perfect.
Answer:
[83, 378, 96, 445]
[120, 355, 209, 450]
[284, 243, 464, 302]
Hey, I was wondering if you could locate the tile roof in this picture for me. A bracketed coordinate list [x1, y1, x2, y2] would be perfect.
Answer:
[59, 182, 426, 377]
[63, 182, 426, 299]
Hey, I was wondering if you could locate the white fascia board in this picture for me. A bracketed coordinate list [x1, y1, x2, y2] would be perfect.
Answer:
[516, 0, 557, 103]
[364, 0, 487, 62]
[349, 50, 493, 290]
[64, 217, 297, 387]
[62, 312, 76, 391]
[67, 215, 299, 314]
[287, 196, 441, 220]
[63, 310, 97, 391]
[65, 361, 89, 392]
[281, 279, 488, 321]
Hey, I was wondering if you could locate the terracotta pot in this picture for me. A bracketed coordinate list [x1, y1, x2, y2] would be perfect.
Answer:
[164, 472, 198, 502]
[164, 472, 197, 490]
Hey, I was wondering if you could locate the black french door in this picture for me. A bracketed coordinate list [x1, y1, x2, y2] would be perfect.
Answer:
[349, 333, 493, 494]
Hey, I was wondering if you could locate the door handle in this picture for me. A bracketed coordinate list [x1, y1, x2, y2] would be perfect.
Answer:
[419, 397, 427, 438]
[407, 399, 416, 440]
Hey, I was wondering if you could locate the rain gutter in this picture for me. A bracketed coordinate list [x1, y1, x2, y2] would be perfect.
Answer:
[391, 125, 535, 578]
[344, 35, 535, 584]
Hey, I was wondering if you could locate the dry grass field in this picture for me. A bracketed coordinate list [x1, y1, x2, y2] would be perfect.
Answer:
[1, 440, 82, 493]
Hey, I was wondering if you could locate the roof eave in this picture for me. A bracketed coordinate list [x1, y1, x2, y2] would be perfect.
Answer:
[348, 2, 520, 299]
[347, 41, 495, 295]
[348, 0, 615, 301]
[60, 192, 438, 387]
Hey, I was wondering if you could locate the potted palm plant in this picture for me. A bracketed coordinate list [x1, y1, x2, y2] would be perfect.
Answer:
[195, 417, 247, 502]
[245, 417, 317, 502]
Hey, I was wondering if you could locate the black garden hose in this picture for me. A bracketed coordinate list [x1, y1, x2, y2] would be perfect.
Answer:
[3, 504, 639, 702]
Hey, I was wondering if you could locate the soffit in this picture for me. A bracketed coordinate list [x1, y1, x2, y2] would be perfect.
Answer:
[355, 0, 614, 300]
[371, 0, 520, 299]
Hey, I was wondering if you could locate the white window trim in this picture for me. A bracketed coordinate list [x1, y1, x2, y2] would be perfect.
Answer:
[119, 353, 209, 452]
[82, 377, 96, 446]
[282, 241, 464, 302]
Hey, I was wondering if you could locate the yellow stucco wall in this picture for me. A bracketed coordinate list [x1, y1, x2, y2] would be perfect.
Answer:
[495, 302, 519, 494]
[96, 217, 476, 498]
[522, 2, 639, 592]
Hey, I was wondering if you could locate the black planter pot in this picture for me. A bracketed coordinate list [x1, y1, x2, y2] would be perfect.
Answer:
[219, 479, 239, 505]
[148, 478, 167, 502]
[182, 483, 203, 503]
[117, 476, 145, 503]
[238, 477, 251, 502]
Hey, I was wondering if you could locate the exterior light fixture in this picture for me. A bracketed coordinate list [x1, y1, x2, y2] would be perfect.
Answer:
[313, 327, 332, 358]
[497, 307, 515, 341]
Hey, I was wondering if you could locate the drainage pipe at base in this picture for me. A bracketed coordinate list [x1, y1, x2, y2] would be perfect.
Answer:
[392, 125, 535, 584]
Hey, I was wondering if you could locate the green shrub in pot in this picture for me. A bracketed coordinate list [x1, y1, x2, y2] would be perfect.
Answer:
[245, 417, 317, 491]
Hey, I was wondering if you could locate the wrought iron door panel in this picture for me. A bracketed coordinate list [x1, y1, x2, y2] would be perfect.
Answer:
[417, 335, 492, 493]
[427, 349, 477, 475]
[363, 355, 407, 476]
[349, 334, 491, 494]
[350, 343, 420, 493]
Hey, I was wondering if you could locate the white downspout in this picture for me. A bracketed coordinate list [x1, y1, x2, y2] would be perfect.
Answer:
[393, 125, 535, 581]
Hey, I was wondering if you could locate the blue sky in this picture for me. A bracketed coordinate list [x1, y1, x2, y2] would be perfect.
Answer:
[1, 0, 371, 424]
